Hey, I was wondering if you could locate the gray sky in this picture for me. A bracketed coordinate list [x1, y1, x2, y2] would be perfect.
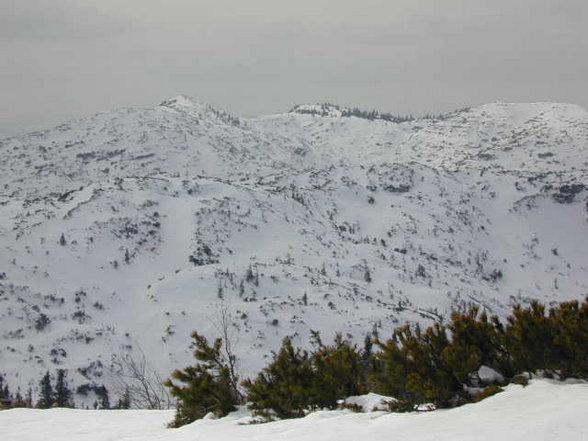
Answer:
[1, 0, 587, 136]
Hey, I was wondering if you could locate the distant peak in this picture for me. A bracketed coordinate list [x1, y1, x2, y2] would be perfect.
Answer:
[159, 95, 207, 110]
[289, 103, 415, 123]
[159, 95, 242, 127]
[290, 103, 345, 118]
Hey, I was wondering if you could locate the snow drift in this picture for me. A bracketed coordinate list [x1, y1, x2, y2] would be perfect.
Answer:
[0, 380, 586, 441]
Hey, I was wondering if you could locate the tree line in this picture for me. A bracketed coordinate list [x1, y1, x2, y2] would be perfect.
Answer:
[0, 369, 128, 410]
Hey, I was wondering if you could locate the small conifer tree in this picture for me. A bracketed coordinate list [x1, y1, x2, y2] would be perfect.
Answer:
[0, 374, 9, 400]
[504, 301, 557, 374]
[309, 332, 367, 408]
[54, 369, 72, 407]
[372, 323, 462, 407]
[115, 388, 131, 409]
[37, 371, 54, 408]
[243, 337, 314, 419]
[549, 298, 588, 378]
[97, 386, 110, 409]
[165, 332, 242, 427]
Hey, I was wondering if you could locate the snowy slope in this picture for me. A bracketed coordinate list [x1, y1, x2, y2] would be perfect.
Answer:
[1, 380, 587, 441]
[0, 97, 587, 402]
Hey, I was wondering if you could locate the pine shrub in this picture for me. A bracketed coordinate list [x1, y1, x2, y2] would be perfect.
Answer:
[308, 332, 367, 409]
[165, 332, 241, 427]
[242, 337, 314, 419]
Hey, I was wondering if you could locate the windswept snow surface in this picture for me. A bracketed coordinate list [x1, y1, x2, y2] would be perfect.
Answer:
[0, 97, 587, 397]
[1, 380, 587, 441]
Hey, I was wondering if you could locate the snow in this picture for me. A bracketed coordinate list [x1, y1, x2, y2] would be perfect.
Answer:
[339, 392, 396, 411]
[0, 408, 174, 440]
[1, 380, 586, 441]
[478, 365, 505, 383]
[0, 97, 587, 399]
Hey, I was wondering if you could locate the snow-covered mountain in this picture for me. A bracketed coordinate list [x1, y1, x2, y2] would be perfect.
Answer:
[1, 96, 587, 399]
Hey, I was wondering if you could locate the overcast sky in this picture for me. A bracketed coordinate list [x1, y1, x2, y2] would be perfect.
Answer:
[1, 0, 587, 136]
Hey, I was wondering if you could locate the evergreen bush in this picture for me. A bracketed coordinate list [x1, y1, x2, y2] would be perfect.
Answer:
[242, 337, 314, 419]
[165, 332, 242, 427]
[166, 297, 588, 424]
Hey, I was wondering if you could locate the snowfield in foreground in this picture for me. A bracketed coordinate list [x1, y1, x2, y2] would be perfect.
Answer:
[1, 380, 586, 441]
